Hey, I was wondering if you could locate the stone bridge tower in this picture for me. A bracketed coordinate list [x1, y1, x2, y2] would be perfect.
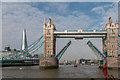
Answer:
[40, 17, 58, 69]
[102, 16, 119, 68]
[43, 17, 56, 57]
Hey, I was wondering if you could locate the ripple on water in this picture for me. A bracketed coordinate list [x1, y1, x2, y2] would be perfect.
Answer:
[2, 65, 119, 78]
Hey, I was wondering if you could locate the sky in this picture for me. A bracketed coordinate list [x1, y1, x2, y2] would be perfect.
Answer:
[1, 1, 120, 61]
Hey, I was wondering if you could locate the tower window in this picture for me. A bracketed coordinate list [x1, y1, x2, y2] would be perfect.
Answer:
[112, 51, 113, 53]
[112, 29, 114, 33]
[112, 45, 113, 48]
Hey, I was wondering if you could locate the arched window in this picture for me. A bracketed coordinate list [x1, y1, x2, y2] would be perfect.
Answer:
[112, 29, 114, 32]
[112, 45, 113, 48]
[48, 51, 49, 53]
[112, 51, 113, 54]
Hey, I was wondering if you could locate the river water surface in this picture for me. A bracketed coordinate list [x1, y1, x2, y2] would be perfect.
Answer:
[2, 65, 119, 78]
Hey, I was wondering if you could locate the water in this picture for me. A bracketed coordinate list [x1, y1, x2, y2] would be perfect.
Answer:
[2, 65, 119, 78]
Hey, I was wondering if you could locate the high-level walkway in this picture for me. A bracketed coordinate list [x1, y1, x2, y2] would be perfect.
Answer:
[54, 30, 107, 39]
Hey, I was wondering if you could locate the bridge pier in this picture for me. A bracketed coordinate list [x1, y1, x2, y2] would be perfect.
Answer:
[99, 60, 104, 68]
[39, 17, 58, 69]
[102, 17, 119, 69]
[39, 58, 58, 69]
[39, 17, 119, 69]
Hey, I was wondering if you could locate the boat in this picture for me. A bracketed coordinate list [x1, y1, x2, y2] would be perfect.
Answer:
[74, 64, 78, 67]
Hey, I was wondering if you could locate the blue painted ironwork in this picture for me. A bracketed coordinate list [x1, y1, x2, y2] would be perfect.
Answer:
[12, 41, 43, 59]
[88, 41, 120, 59]
[119, 34, 120, 37]
[10, 35, 43, 59]
[2, 58, 39, 61]
[118, 43, 120, 47]
[87, 41, 105, 60]
[55, 41, 71, 60]
[25, 42, 43, 57]
[103, 50, 108, 57]
[2, 35, 43, 60]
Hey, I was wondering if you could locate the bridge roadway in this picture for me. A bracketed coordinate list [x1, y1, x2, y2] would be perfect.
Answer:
[54, 30, 107, 39]
[1, 58, 39, 67]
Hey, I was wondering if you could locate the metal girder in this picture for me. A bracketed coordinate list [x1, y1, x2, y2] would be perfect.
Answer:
[119, 35, 120, 37]
[87, 41, 105, 60]
[13, 41, 43, 59]
[54, 30, 107, 38]
[54, 35, 106, 38]
[55, 41, 71, 60]
[2, 35, 43, 60]
[25, 42, 43, 57]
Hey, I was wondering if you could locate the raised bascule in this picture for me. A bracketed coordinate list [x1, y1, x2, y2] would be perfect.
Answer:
[39, 16, 119, 69]
[2, 16, 119, 69]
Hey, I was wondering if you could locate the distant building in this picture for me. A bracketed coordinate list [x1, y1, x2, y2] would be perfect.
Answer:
[1, 29, 30, 59]
[10, 49, 16, 51]
[4, 46, 10, 51]
[118, 54, 120, 57]
[80, 59, 89, 64]
[75, 59, 80, 64]
[21, 29, 28, 50]
[1, 50, 20, 59]
[33, 54, 43, 58]
[2, 46, 27, 59]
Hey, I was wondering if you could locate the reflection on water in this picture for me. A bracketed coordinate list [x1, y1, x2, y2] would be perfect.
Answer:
[2, 65, 119, 78]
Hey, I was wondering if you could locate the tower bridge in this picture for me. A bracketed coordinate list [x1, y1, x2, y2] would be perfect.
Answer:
[40, 16, 119, 69]
[2, 16, 119, 69]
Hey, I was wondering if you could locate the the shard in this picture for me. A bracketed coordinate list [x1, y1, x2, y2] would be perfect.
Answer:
[21, 29, 28, 50]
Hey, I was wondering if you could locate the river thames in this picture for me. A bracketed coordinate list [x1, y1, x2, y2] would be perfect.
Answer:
[1, 65, 119, 78]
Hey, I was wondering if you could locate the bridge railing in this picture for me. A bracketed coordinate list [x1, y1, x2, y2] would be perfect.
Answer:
[55, 41, 71, 60]
[82, 30, 107, 32]
[54, 30, 107, 33]
[67, 30, 78, 32]
[2, 35, 43, 60]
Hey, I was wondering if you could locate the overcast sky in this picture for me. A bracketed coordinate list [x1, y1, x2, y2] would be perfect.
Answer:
[1, 2, 120, 61]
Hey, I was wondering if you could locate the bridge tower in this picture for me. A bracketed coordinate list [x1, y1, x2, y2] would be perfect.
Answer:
[39, 17, 58, 69]
[43, 17, 56, 57]
[102, 16, 119, 68]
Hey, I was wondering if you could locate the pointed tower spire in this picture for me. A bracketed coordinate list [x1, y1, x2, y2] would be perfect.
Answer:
[48, 16, 51, 25]
[21, 29, 28, 50]
[44, 18, 46, 25]
[116, 19, 118, 24]
[107, 16, 112, 24]
[52, 19, 54, 25]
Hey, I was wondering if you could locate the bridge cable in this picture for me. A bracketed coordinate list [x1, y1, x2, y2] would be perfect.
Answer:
[16, 41, 44, 59]
[2, 35, 43, 60]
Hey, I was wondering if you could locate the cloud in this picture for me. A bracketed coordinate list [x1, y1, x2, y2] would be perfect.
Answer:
[91, 6, 105, 15]
[2, 3, 45, 50]
[2, 0, 120, 2]
[91, 2, 118, 24]
[2, 2, 109, 60]
[43, 3, 69, 15]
